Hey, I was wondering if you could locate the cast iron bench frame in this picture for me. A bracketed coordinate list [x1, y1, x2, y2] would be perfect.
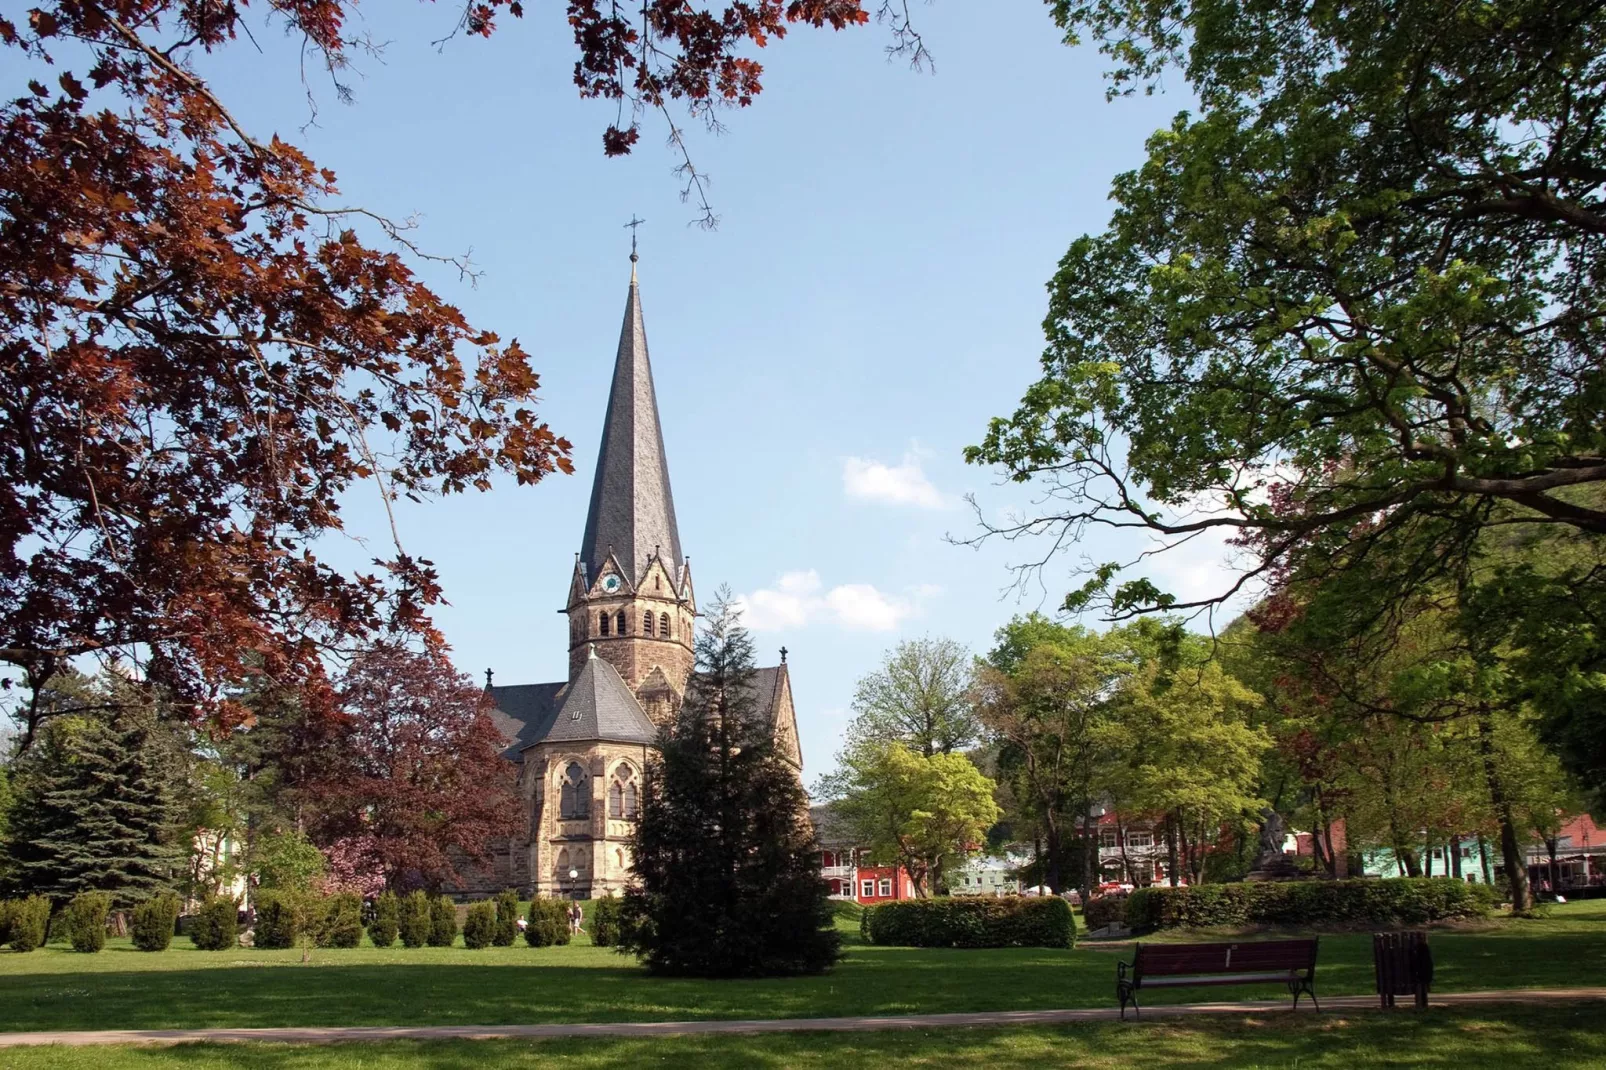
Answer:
[1115, 938, 1320, 1019]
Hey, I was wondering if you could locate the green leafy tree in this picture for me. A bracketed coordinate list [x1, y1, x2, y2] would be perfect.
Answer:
[623, 590, 839, 977]
[846, 637, 980, 757]
[249, 829, 327, 894]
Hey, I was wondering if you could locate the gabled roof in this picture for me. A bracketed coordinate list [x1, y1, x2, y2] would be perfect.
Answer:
[579, 269, 683, 590]
[485, 682, 567, 756]
[542, 650, 658, 746]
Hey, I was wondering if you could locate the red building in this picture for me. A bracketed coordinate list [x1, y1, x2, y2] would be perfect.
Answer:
[813, 805, 916, 904]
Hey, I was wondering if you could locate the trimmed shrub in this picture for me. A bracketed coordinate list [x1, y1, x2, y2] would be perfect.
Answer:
[427, 895, 457, 947]
[64, 892, 111, 953]
[3, 897, 50, 952]
[397, 890, 432, 948]
[131, 894, 181, 952]
[463, 901, 497, 949]
[319, 892, 364, 948]
[190, 895, 240, 950]
[369, 891, 400, 948]
[493, 889, 520, 947]
[253, 890, 300, 949]
[863, 896, 1075, 949]
[1123, 878, 1500, 932]
[591, 896, 624, 947]
[524, 898, 572, 947]
[1082, 894, 1128, 930]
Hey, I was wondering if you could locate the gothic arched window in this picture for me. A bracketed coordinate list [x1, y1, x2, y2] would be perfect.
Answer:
[642, 611, 654, 636]
[660, 612, 671, 638]
[598, 612, 610, 637]
[616, 610, 627, 635]
[609, 765, 639, 819]
[560, 762, 589, 819]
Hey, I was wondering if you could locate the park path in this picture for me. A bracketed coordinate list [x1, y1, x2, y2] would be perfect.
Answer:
[2, 987, 1604, 1048]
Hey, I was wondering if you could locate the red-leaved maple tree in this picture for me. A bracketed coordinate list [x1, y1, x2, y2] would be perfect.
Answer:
[1, 0, 913, 743]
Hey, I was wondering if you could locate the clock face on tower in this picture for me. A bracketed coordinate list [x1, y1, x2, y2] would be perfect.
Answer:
[600, 574, 622, 594]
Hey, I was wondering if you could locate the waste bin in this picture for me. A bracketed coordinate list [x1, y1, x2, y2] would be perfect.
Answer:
[1373, 931, 1432, 1008]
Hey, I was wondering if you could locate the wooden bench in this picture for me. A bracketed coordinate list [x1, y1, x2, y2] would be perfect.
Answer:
[1115, 939, 1320, 1019]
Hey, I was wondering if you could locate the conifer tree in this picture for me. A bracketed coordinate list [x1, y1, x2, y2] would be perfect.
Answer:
[622, 590, 839, 977]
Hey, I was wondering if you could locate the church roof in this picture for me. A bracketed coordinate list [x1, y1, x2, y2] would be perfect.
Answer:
[541, 650, 659, 746]
[485, 682, 567, 755]
[579, 268, 683, 590]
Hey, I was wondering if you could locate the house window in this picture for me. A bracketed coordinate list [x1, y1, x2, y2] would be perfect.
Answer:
[599, 612, 610, 637]
[660, 612, 671, 638]
[861, 880, 875, 898]
[616, 610, 627, 635]
[560, 762, 589, 819]
[609, 766, 639, 819]
[879, 879, 892, 897]
[1100, 830, 1119, 848]
[1127, 832, 1154, 849]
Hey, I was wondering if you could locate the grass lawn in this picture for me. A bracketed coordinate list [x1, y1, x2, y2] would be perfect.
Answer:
[0, 1004, 1603, 1069]
[0, 903, 1600, 1033]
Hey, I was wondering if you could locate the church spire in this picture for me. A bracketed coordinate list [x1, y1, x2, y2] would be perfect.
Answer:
[579, 254, 683, 591]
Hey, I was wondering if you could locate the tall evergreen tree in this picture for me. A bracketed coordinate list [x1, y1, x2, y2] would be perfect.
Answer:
[3, 683, 185, 906]
[623, 590, 839, 977]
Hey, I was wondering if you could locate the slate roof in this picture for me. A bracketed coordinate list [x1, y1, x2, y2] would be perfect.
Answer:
[579, 270, 683, 590]
[485, 682, 567, 756]
[541, 652, 658, 746]
[810, 803, 853, 847]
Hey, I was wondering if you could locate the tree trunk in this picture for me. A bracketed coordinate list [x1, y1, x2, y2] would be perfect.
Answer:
[1165, 811, 1181, 888]
[1081, 802, 1097, 900]
[1043, 821, 1062, 895]
[1450, 834, 1463, 879]
[1477, 708, 1531, 911]
[1546, 837, 1560, 893]
[1425, 837, 1434, 878]
[1478, 834, 1493, 885]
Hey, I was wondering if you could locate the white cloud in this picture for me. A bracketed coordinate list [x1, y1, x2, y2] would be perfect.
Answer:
[842, 453, 948, 510]
[736, 573, 941, 633]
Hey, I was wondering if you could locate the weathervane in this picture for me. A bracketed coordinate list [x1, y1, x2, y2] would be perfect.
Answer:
[625, 214, 646, 263]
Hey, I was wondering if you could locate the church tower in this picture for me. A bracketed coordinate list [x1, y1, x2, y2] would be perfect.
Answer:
[564, 257, 696, 719]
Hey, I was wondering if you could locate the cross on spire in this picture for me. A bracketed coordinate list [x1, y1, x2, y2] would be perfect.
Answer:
[625, 214, 645, 263]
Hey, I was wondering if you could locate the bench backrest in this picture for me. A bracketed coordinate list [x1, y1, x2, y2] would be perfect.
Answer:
[1134, 939, 1317, 980]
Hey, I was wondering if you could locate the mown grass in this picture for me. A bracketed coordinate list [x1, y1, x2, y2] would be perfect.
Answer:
[0, 903, 1600, 1033]
[2, 1004, 1604, 1069]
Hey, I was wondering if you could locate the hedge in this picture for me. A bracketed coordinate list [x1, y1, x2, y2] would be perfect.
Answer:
[1124, 878, 1500, 932]
[131, 894, 181, 951]
[253, 890, 299, 949]
[463, 901, 497, 949]
[428, 895, 458, 947]
[320, 892, 364, 948]
[398, 891, 432, 948]
[862, 896, 1075, 949]
[590, 896, 624, 947]
[0, 896, 50, 952]
[64, 892, 111, 953]
[368, 891, 400, 948]
[1082, 894, 1128, 930]
[524, 898, 572, 947]
[494, 889, 520, 947]
[190, 896, 239, 950]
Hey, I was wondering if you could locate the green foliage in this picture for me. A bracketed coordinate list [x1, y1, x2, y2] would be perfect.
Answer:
[844, 637, 979, 757]
[252, 889, 300, 949]
[368, 890, 400, 948]
[493, 889, 519, 947]
[397, 891, 432, 948]
[862, 896, 1075, 949]
[63, 891, 110, 952]
[319, 892, 363, 949]
[250, 829, 326, 894]
[130, 894, 180, 951]
[523, 898, 571, 947]
[829, 898, 863, 921]
[427, 895, 457, 947]
[462, 901, 497, 949]
[189, 895, 239, 950]
[1081, 894, 1128, 930]
[622, 591, 841, 977]
[590, 896, 626, 948]
[1124, 878, 1499, 931]
[1, 895, 49, 951]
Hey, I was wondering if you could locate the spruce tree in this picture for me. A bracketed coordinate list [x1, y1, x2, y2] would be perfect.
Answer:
[622, 590, 839, 977]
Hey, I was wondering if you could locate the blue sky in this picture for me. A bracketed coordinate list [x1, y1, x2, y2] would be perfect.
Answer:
[188, 1, 1235, 777]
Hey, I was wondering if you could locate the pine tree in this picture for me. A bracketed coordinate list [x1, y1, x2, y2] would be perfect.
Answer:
[3, 697, 184, 907]
[622, 590, 840, 977]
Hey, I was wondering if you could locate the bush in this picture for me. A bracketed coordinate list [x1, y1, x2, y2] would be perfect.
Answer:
[524, 898, 572, 947]
[1082, 894, 1128, 930]
[463, 901, 497, 949]
[319, 892, 363, 948]
[253, 889, 300, 949]
[1123, 878, 1500, 932]
[493, 889, 520, 947]
[863, 896, 1075, 949]
[368, 891, 399, 948]
[64, 892, 111, 953]
[2, 896, 50, 952]
[591, 896, 624, 947]
[131, 894, 181, 952]
[428, 895, 457, 947]
[190, 895, 240, 950]
[397, 890, 432, 948]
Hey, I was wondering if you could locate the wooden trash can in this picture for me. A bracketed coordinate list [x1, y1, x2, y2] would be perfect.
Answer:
[1373, 931, 1433, 1008]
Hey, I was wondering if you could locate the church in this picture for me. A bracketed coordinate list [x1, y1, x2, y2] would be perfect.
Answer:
[479, 254, 802, 900]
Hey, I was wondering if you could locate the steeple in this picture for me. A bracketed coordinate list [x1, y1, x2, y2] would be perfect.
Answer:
[579, 261, 683, 591]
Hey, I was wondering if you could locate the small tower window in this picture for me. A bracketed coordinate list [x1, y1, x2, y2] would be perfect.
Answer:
[609, 766, 639, 819]
[616, 610, 627, 635]
[642, 611, 654, 636]
[599, 612, 610, 637]
[660, 612, 671, 638]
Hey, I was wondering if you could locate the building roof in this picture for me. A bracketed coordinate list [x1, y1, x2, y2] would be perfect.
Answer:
[810, 802, 854, 847]
[485, 682, 567, 756]
[579, 269, 683, 590]
[542, 651, 659, 746]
